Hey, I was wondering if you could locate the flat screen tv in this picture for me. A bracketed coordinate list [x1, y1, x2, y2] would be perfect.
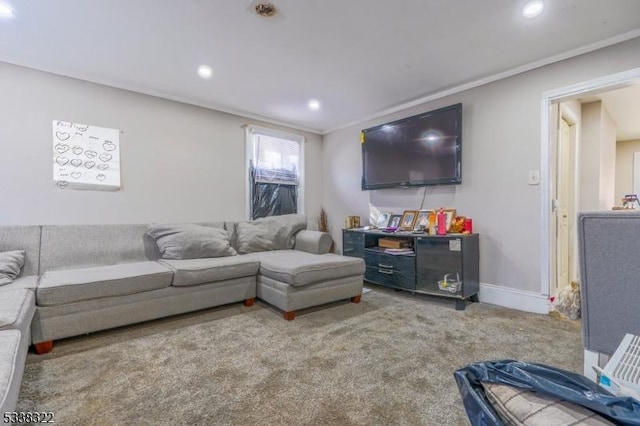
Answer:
[361, 103, 462, 190]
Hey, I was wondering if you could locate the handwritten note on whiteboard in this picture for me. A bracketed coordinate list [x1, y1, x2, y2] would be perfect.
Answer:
[52, 120, 121, 190]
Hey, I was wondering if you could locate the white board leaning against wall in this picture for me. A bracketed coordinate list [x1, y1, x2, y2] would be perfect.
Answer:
[52, 120, 121, 190]
[634, 152, 640, 197]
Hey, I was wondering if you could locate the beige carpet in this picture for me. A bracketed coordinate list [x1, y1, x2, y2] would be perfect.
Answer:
[18, 287, 582, 425]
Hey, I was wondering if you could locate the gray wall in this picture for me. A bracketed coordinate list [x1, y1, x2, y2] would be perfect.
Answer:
[600, 106, 617, 209]
[580, 101, 617, 210]
[0, 62, 323, 226]
[322, 37, 640, 294]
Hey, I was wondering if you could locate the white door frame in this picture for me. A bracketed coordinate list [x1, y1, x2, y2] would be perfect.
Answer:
[540, 67, 640, 296]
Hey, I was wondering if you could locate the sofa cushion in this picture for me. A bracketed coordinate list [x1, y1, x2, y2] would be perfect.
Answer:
[37, 262, 173, 306]
[147, 224, 237, 259]
[0, 250, 24, 286]
[0, 289, 35, 330]
[224, 222, 239, 252]
[40, 224, 163, 273]
[236, 214, 307, 254]
[0, 330, 21, 413]
[0, 226, 41, 277]
[0, 275, 38, 291]
[159, 257, 260, 287]
[294, 230, 333, 254]
[247, 250, 365, 287]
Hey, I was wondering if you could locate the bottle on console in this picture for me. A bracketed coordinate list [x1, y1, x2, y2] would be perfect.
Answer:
[464, 217, 473, 234]
[436, 208, 447, 235]
[428, 211, 436, 235]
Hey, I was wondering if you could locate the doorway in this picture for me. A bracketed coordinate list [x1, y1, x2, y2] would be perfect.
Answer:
[541, 67, 640, 298]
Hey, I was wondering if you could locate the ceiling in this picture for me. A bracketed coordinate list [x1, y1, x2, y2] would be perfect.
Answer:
[1, 0, 639, 134]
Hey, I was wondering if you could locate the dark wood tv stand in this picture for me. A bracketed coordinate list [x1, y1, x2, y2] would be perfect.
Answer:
[342, 229, 479, 310]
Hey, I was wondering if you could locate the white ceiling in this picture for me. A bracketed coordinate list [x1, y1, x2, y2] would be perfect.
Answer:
[1, 0, 640, 134]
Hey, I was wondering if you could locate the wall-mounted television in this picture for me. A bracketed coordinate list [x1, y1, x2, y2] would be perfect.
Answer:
[361, 103, 462, 190]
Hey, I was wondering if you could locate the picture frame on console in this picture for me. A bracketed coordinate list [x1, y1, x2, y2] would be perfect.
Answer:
[399, 210, 418, 231]
[413, 210, 433, 232]
[388, 214, 402, 229]
[376, 212, 392, 229]
[443, 208, 457, 231]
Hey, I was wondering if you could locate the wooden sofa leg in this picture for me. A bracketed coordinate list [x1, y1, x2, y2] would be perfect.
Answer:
[34, 341, 54, 354]
[284, 311, 296, 321]
[244, 298, 255, 307]
[350, 294, 362, 304]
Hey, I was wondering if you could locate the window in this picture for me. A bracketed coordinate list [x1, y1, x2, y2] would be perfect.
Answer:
[245, 125, 305, 220]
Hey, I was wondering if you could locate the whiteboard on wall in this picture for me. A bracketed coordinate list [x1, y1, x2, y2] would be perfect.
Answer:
[52, 120, 121, 190]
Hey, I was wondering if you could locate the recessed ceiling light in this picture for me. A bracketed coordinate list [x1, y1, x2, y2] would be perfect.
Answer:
[0, 3, 14, 17]
[522, 0, 544, 18]
[308, 99, 321, 111]
[197, 65, 213, 79]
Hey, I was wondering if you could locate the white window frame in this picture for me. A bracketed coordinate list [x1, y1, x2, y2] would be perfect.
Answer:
[244, 124, 305, 220]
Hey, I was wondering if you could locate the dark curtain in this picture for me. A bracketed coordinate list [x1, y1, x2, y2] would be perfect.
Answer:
[250, 167, 298, 220]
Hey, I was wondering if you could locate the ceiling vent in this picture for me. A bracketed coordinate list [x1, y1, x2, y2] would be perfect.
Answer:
[255, 3, 276, 17]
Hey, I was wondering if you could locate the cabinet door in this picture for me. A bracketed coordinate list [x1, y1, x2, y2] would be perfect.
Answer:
[364, 248, 416, 290]
[364, 249, 415, 272]
[365, 266, 416, 290]
[416, 237, 463, 296]
[342, 231, 364, 258]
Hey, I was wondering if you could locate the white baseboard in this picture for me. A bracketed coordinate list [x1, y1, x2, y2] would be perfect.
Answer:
[479, 283, 550, 314]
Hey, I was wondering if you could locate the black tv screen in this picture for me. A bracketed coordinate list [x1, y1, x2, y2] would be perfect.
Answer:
[361, 103, 462, 190]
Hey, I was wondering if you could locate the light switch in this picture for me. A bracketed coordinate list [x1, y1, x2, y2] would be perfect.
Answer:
[528, 169, 540, 185]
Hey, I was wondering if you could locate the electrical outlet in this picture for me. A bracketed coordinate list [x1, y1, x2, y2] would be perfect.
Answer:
[528, 170, 540, 185]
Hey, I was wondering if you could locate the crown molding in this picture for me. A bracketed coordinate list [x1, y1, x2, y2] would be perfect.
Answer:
[322, 29, 640, 135]
[0, 56, 323, 135]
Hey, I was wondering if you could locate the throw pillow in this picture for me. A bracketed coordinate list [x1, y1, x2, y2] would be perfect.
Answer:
[147, 224, 237, 260]
[0, 250, 25, 286]
[237, 214, 307, 254]
[482, 382, 615, 425]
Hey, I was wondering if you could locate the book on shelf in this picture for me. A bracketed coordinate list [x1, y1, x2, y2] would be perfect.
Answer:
[383, 248, 414, 255]
[378, 237, 410, 249]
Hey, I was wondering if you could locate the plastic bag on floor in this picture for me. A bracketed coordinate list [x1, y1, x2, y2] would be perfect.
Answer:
[454, 360, 640, 426]
[554, 281, 581, 320]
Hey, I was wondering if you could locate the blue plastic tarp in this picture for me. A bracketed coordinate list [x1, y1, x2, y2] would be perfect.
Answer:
[454, 360, 640, 426]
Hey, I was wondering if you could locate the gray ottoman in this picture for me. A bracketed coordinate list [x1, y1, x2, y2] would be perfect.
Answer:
[249, 250, 365, 320]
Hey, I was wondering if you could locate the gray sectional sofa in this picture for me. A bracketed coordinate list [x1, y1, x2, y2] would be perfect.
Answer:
[0, 215, 365, 414]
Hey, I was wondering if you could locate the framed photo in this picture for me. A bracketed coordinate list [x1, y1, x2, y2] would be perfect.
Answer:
[344, 215, 361, 229]
[413, 209, 434, 231]
[388, 214, 402, 229]
[443, 208, 457, 231]
[376, 212, 392, 229]
[399, 210, 418, 231]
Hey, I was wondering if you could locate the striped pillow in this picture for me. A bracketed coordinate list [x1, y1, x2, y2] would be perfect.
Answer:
[482, 382, 614, 425]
